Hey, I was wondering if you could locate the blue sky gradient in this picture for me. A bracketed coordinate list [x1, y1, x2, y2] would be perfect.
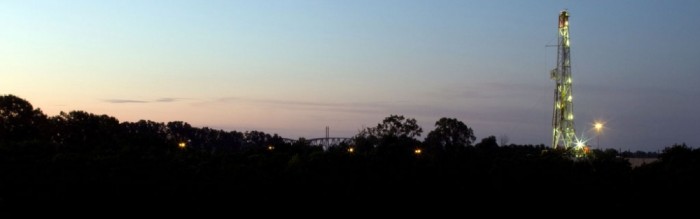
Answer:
[2, 1, 699, 151]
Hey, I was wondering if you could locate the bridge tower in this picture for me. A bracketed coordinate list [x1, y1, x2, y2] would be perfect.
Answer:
[325, 126, 330, 149]
[550, 10, 577, 149]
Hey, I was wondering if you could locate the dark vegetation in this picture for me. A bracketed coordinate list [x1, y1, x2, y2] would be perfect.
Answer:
[0, 94, 698, 210]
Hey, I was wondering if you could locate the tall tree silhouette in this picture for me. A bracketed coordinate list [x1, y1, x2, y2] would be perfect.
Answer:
[424, 117, 475, 152]
[356, 115, 423, 158]
[0, 94, 47, 144]
[365, 115, 422, 139]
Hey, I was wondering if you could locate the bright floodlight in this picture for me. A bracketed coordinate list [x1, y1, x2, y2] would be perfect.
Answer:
[594, 122, 603, 131]
[575, 140, 586, 148]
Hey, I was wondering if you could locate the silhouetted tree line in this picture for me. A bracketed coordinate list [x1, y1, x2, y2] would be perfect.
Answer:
[0, 94, 698, 211]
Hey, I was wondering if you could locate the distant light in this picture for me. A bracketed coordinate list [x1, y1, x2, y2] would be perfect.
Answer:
[267, 145, 275, 150]
[594, 122, 603, 131]
[414, 148, 422, 155]
[347, 147, 354, 153]
[178, 142, 186, 148]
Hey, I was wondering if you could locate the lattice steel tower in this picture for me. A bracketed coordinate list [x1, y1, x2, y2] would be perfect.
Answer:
[550, 10, 576, 149]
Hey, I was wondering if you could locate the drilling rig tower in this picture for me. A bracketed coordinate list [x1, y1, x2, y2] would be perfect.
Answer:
[550, 10, 578, 150]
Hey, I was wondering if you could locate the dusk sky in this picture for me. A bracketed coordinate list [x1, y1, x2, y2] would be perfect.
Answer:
[2, 0, 699, 151]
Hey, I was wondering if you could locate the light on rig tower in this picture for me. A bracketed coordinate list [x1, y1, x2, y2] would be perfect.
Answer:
[551, 10, 577, 149]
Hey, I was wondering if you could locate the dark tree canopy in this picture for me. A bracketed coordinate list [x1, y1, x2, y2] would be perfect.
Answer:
[353, 115, 423, 158]
[0, 95, 35, 121]
[51, 111, 122, 152]
[475, 135, 499, 149]
[3, 94, 699, 210]
[359, 114, 422, 139]
[0, 95, 47, 143]
[425, 117, 475, 151]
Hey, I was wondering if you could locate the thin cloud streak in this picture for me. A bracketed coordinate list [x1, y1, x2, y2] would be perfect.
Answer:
[105, 99, 149, 103]
[196, 96, 415, 114]
[155, 98, 181, 103]
[105, 98, 184, 104]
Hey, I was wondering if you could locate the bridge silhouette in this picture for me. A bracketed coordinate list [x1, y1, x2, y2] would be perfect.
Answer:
[282, 126, 354, 150]
[282, 137, 354, 150]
